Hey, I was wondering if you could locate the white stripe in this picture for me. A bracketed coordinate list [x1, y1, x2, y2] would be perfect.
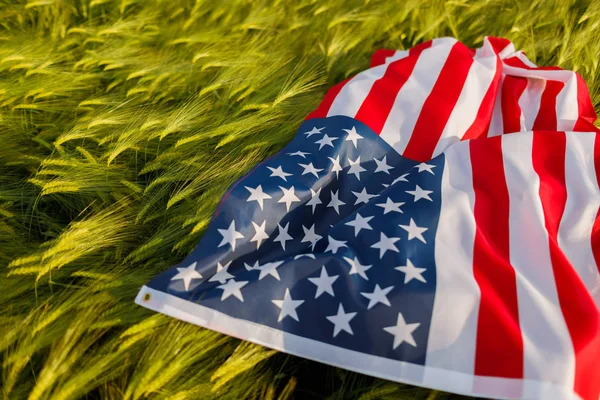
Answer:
[497, 41, 516, 59]
[427, 142, 479, 374]
[379, 38, 457, 153]
[487, 75, 505, 137]
[386, 50, 409, 64]
[137, 286, 582, 400]
[326, 52, 410, 118]
[560, 133, 600, 307]
[502, 132, 575, 390]
[556, 74, 580, 131]
[518, 79, 546, 130]
[432, 42, 498, 156]
[503, 65, 578, 83]
[326, 64, 390, 118]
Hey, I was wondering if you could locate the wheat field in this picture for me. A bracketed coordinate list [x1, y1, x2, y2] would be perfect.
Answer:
[1, 0, 599, 399]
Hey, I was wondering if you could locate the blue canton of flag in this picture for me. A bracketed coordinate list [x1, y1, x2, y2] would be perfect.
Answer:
[138, 116, 444, 365]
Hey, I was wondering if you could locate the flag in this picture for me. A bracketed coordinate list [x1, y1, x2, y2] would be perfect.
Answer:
[136, 37, 600, 400]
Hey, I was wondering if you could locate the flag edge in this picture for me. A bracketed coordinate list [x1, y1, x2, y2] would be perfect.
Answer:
[134, 286, 582, 400]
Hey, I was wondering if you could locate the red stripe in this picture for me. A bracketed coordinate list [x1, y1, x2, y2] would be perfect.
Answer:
[486, 36, 512, 55]
[470, 136, 523, 378]
[532, 81, 565, 131]
[503, 56, 529, 69]
[573, 73, 600, 133]
[462, 55, 503, 140]
[409, 39, 434, 55]
[305, 77, 352, 120]
[501, 62, 598, 133]
[402, 42, 475, 161]
[593, 134, 600, 275]
[532, 132, 600, 400]
[503, 56, 562, 71]
[501, 76, 527, 134]
[370, 49, 396, 68]
[353, 41, 432, 135]
[503, 56, 532, 69]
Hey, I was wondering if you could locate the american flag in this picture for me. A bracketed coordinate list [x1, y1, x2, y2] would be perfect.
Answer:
[137, 37, 600, 400]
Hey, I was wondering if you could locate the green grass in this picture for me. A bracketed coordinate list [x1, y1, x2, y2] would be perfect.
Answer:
[0, 0, 599, 399]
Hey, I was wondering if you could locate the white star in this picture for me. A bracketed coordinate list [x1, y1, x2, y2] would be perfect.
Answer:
[345, 213, 373, 236]
[315, 134, 338, 150]
[343, 256, 372, 280]
[267, 165, 292, 181]
[328, 155, 343, 178]
[383, 173, 410, 188]
[326, 304, 357, 337]
[396, 259, 427, 283]
[327, 190, 346, 214]
[272, 288, 304, 322]
[287, 151, 309, 159]
[308, 266, 338, 298]
[392, 173, 410, 184]
[244, 260, 260, 271]
[347, 156, 366, 180]
[294, 253, 316, 260]
[274, 222, 293, 250]
[415, 162, 436, 175]
[325, 236, 347, 254]
[306, 188, 322, 214]
[370, 232, 401, 258]
[376, 197, 405, 214]
[342, 126, 363, 148]
[374, 156, 394, 174]
[250, 220, 269, 249]
[245, 185, 271, 210]
[217, 279, 248, 301]
[208, 261, 234, 284]
[399, 218, 428, 243]
[298, 162, 323, 178]
[303, 126, 324, 137]
[258, 261, 284, 281]
[352, 187, 377, 205]
[217, 220, 244, 252]
[171, 262, 202, 291]
[301, 224, 322, 251]
[383, 313, 420, 349]
[277, 186, 301, 212]
[360, 284, 394, 309]
[406, 185, 433, 202]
